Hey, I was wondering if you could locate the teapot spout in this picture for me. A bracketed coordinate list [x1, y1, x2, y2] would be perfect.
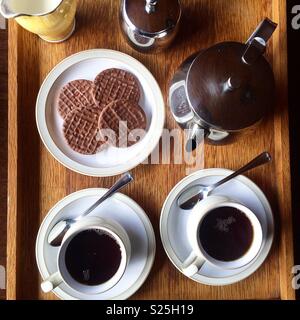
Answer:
[185, 123, 206, 153]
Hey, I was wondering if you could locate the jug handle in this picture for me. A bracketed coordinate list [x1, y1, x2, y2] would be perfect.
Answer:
[242, 18, 277, 65]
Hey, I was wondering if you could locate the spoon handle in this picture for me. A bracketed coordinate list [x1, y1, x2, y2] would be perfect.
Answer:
[209, 152, 271, 193]
[75, 173, 133, 221]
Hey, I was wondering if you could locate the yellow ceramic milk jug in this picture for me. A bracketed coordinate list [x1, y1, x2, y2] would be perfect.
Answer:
[0, 0, 77, 42]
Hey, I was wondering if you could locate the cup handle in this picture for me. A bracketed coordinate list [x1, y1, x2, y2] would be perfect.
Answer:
[182, 252, 206, 277]
[41, 272, 63, 293]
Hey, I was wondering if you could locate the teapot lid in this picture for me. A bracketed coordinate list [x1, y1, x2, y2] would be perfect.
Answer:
[186, 19, 277, 132]
[123, 0, 181, 35]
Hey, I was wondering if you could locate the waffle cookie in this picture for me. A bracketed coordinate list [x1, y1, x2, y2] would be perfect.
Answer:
[93, 69, 140, 109]
[63, 106, 104, 155]
[98, 99, 147, 148]
[58, 80, 96, 119]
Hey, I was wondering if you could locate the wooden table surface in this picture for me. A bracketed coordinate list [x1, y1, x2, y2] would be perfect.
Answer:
[3, 0, 296, 300]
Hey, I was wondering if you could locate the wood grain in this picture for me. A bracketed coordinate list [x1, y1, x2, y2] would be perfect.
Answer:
[7, 0, 295, 300]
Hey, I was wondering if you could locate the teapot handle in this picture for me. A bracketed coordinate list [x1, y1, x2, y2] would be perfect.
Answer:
[242, 18, 277, 65]
[246, 18, 278, 46]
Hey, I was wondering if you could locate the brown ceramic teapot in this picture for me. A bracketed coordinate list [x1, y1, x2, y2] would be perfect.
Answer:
[168, 18, 277, 151]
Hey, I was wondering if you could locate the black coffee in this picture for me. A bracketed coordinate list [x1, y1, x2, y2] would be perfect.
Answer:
[65, 229, 122, 286]
[199, 207, 254, 261]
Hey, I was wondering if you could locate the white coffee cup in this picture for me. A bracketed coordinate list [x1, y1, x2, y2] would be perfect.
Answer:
[182, 196, 263, 277]
[41, 216, 131, 294]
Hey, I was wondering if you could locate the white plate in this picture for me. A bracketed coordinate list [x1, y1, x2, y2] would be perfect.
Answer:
[36, 49, 165, 177]
[36, 188, 156, 300]
[160, 169, 274, 286]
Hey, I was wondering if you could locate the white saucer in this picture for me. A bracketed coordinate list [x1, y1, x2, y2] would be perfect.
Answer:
[160, 169, 274, 286]
[36, 189, 156, 300]
[36, 49, 165, 177]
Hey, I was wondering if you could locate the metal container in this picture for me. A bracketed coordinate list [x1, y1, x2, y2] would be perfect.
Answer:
[120, 0, 181, 53]
[168, 18, 278, 151]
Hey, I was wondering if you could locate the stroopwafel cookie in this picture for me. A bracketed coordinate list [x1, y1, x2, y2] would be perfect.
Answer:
[98, 99, 147, 148]
[63, 106, 105, 155]
[93, 68, 140, 109]
[58, 80, 96, 119]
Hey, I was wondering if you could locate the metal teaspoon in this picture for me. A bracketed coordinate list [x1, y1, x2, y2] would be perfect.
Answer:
[177, 152, 272, 210]
[48, 173, 133, 247]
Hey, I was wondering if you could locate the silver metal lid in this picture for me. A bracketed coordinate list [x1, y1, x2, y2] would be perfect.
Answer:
[123, 0, 181, 35]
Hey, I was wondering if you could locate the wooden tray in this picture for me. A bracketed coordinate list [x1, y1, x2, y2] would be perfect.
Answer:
[7, 0, 295, 300]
